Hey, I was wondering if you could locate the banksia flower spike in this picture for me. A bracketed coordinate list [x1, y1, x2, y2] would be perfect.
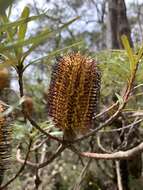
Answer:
[47, 52, 101, 139]
[0, 101, 12, 183]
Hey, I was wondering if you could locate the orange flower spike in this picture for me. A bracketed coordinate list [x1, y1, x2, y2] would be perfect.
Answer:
[47, 53, 101, 139]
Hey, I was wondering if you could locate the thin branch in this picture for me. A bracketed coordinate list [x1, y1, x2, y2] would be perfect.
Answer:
[115, 161, 123, 190]
[72, 104, 125, 143]
[72, 52, 139, 144]
[0, 139, 32, 190]
[76, 141, 143, 160]
[97, 133, 112, 153]
[34, 148, 42, 189]
[17, 63, 63, 143]
[17, 147, 38, 167]
[73, 159, 92, 190]
[38, 143, 47, 176]
[16, 144, 65, 169]
[26, 115, 63, 143]
[98, 118, 143, 133]
[31, 137, 49, 151]
[96, 160, 114, 180]
[93, 101, 119, 120]
[133, 83, 143, 90]
[38, 144, 65, 169]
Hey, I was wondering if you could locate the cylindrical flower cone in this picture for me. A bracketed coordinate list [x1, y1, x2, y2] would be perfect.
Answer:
[47, 52, 101, 140]
[0, 102, 12, 184]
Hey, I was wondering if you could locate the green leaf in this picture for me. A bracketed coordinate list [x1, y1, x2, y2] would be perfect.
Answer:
[7, 3, 13, 18]
[23, 40, 83, 65]
[18, 6, 30, 54]
[0, 13, 13, 41]
[0, 0, 14, 15]
[121, 35, 135, 72]
[49, 131, 63, 137]
[0, 16, 80, 52]
[18, 7, 30, 40]
[13, 123, 30, 140]
[0, 96, 24, 117]
[0, 15, 44, 33]
[136, 45, 143, 63]
[115, 93, 124, 105]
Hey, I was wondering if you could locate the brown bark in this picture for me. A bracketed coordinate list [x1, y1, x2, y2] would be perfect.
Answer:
[117, 0, 133, 48]
[108, 0, 119, 48]
[108, 0, 133, 48]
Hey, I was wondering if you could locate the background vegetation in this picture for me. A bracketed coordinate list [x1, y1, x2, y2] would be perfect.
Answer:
[0, 0, 143, 189]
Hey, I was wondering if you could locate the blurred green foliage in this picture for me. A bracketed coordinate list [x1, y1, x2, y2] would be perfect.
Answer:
[0, 0, 14, 15]
[1, 1, 143, 190]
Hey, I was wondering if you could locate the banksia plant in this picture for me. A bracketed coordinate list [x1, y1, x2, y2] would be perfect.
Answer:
[0, 101, 12, 184]
[47, 52, 101, 139]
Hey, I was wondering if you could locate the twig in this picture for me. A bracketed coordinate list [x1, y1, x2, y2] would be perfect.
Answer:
[97, 133, 112, 153]
[93, 101, 119, 120]
[31, 137, 49, 151]
[119, 117, 139, 149]
[96, 160, 114, 180]
[0, 139, 32, 190]
[17, 65, 63, 143]
[73, 159, 92, 190]
[34, 149, 42, 189]
[16, 144, 65, 169]
[26, 115, 63, 143]
[72, 105, 125, 143]
[98, 118, 143, 133]
[133, 83, 143, 90]
[72, 136, 96, 190]
[72, 54, 139, 144]
[115, 161, 123, 190]
[17, 146, 38, 167]
[38, 143, 47, 176]
[39, 144, 65, 168]
[76, 141, 143, 160]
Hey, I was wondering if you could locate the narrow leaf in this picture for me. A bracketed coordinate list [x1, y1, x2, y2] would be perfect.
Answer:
[18, 6, 30, 40]
[115, 93, 124, 106]
[121, 35, 135, 72]
[136, 46, 143, 63]
[23, 40, 83, 63]
[0, 15, 44, 33]
[0, 16, 80, 52]
[18, 6, 30, 54]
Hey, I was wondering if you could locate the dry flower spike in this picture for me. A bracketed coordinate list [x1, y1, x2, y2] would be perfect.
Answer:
[0, 102, 12, 181]
[47, 52, 101, 139]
